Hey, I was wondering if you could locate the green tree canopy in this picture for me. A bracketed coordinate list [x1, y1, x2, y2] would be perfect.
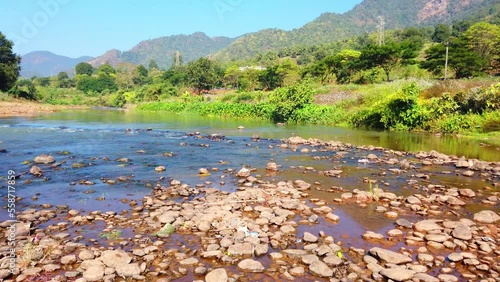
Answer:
[75, 62, 94, 76]
[0, 32, 21, 91]
[97, 63, 116, 75]
[463, 22, 500, 74]
[359, 41, 418, 82]
[186, 58, 218, 93]
[149, 59, 159, 70]
[432, 24, 452, 43]
[57, 71, 69, 80]
[421, 37, 486, 78]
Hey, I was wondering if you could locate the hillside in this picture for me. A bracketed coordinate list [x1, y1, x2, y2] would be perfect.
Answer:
[88, 32, 235, 69]
[214, 0, 499, 61]
[20, 51, 92, 78]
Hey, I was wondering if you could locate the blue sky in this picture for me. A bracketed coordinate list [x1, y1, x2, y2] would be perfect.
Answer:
[0, 0, 363, 58]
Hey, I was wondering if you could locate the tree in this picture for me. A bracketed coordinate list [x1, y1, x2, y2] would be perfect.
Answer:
[149, 59, 159, 70]
[224, 65, 243, 89]
[421, 38, 486, 78]
[432, 24, 452, 43]
[329, 49, 361, 84]
[186, 58, 218, 93]
[76, 75, 117, 94]
[172, 51, 183, 67]
[162, 66, 188, 86]
[0, 32, 21, 91]
[115, 62, 135, 89]
[463, 22, 500, 74]
[57, 71, 69, 80]
[259, 65, 283, 90]
[10, 79, 37, 100]
[359, 41, 418, 82]
[133, 65, 149, 86]
[75, 62, 94, 76]
[97, 63, 116, 75]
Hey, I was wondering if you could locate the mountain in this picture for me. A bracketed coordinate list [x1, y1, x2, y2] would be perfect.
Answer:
[20, 51, 92, 78]
[88, 32, 235, 69]
[213, 0, 499, 61]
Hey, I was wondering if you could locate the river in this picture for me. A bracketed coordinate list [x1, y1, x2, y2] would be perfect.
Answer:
[0, 108, 498, 281]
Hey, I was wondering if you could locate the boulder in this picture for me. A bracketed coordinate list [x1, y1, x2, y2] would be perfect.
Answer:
[266, 162, 278, 171]
[237, 167, 251, 178]
[414, 220, 441, 232]
[451, 224, 472, 240]
[205, 268, 228, 282]
[473, 210, 500, 224]
[369, 247, 412, 264]
[380, 268, 415, 281]
[33, 154, 55, 164]
[99, 250, 131, 268]
[115, 263, 141, 278]
[82, 265, 105, 282]
[309, 260, 333, 277]
[237, 259, 264, 272]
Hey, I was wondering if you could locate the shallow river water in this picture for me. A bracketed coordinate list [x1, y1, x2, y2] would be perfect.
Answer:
[0, 108, 498, 281]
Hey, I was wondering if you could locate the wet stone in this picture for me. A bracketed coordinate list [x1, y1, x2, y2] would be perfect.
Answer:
[369, 247, 412, 264]
[473, 210, 500, 224]
[237, 258, 264, 272]
[380, 268, 415, 281]
[451, 224, 472, 240]
[309, 260, 333, 278]
[205, 268, 228, 282]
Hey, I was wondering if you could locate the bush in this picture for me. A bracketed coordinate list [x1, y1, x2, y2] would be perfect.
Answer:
[454, 83, 500, 114]
[350, 83, 430, 130]
[268, 82, 313, 122]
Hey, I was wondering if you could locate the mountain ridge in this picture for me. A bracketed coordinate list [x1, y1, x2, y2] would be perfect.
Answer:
[20, 0, 499, 77]
[20, 51, 92, 78]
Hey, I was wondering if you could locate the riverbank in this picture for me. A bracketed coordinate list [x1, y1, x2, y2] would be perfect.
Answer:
[0, 100, 84, 117]
[1, 131, 498, 281]
[137, 81, 500, 137]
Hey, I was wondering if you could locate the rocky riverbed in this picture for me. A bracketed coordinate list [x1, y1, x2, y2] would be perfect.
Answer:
[1, 134, 499, 282]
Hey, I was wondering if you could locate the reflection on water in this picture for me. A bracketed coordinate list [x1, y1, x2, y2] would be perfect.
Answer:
[25, 108, 500, 161]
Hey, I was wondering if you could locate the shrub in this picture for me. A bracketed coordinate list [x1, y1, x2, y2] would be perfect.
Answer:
[268, 82, 313, 122]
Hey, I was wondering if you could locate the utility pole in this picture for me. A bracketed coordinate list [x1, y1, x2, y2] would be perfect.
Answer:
[444, 42, 449, 80]
[377, 16, 385, 46]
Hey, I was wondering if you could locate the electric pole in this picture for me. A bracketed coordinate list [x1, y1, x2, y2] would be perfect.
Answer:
[377, 16, 385, 46]
[444, 42, 449, 80]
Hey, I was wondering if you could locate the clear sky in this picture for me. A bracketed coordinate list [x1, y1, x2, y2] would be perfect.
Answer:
[0, 0, 363, 58]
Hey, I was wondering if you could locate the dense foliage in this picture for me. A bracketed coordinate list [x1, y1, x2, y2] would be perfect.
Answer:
[0, 32, 21, 92]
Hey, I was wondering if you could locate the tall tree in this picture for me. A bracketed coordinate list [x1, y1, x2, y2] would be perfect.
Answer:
[421, 38, 486, 78]
[359, 41, 418, 82]
[75, 62, 94, 76]
[328, 49, 361, 84]
[463, 22, 500, 74]
[432, 24, 452, 43]
[186, 58, 218, 93]
[0, 32, 21, 91]
[172, 51, 183, 67]
[149, 59, 159, 70]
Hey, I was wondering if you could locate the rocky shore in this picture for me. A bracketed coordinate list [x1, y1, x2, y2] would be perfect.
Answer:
[1, 135, 499, 282]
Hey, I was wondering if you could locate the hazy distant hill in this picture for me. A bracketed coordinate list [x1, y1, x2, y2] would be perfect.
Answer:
[88, 32, 235, 69]
[20, 51, 92, 78]
[213, 0, 499, 60]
